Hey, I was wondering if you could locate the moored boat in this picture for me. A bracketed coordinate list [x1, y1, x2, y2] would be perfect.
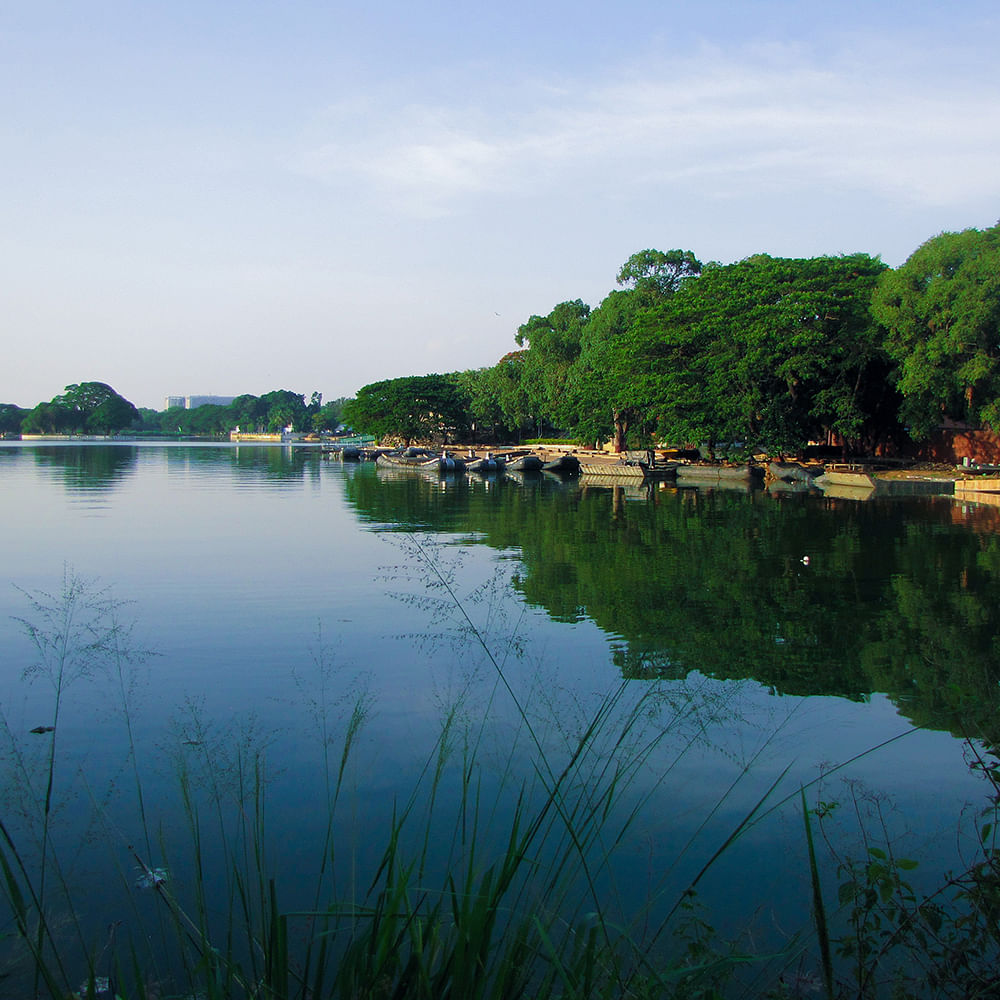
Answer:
[768, 461, 821, 483]
[542, 454, 580, 475]
[675, 463, 763, 483]
[580, 462, 647, 480]
[815, 464, 878, 489]
[507, 454, 544, 472]
[467, 454, 505, 474]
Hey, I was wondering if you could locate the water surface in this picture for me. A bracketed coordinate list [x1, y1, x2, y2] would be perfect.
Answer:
[1, 442, 996, 980]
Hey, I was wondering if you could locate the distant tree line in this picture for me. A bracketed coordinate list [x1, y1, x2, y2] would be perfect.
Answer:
[2, 385, 350, 437]
[150, 391, 349, 436]
[6, 221, 997, 452]
[344, 222, 1000, 455]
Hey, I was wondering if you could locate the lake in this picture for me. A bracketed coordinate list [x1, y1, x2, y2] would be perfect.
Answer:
[1, 442, 998, 995]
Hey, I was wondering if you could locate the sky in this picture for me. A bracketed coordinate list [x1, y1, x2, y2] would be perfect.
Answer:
[3, 1, 999, 411]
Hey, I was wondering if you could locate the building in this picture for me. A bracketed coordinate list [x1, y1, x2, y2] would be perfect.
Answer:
[164, 395, 237, 410]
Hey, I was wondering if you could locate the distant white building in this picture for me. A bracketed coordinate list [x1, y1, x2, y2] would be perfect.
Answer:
[164, 395, 236, 410]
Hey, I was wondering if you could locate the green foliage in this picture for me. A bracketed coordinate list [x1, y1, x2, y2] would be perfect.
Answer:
[0, 403, 26, 435]
[813, 764, 1000, 998]
[344, 374, 471, 444]
[515, 300, 591, 436]
[873, 222, 1000, 437]
[616, 248, 703, 302]
[21, 382, 140, 435]
[628, 253, 894, 454]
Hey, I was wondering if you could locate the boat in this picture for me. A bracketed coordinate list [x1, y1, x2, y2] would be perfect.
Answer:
[768, 461, 821, 483]
[507, 454, 543, 472]
[427, 452, 466, 473]
[675, 464, 762, 483]
[375, 448, 434, 470]
[376, 450, 467, 474]
[580, 462, 647, 480]
[542, 454, 580, 475]
[815, 464, 878, 490]
[467, 454, 505, 474]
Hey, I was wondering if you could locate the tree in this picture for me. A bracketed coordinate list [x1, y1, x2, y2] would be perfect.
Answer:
[564, 249, 703, 451]
[23, 382, 139, 434]
[0, 403, 26, 435]
[636, 254, 893, 456]
[87, 395, 140, 434]
[227, 394, 268, 432]
[872, 223, 1000, 436]
[515, 299, 590, 435]
[312, 398, 349, 433]
[344, 374, 471, 445]
[259, 390, 308, 432]
[616, 248, 702, 302]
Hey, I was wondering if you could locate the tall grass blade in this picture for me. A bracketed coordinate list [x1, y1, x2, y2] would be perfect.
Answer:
[802, 786, 835, 1000]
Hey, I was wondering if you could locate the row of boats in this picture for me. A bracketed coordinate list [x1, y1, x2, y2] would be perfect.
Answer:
[322, 447, 970, 500]
[329, 446, 583, 476]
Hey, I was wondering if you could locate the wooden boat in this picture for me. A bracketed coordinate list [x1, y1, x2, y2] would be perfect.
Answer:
[815, 464, 878, 489]
[580, 462, 647, 480]
[376, 448, 429, 468]
[376, 450, 467, 474]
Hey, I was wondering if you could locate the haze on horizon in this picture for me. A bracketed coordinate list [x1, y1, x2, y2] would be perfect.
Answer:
[3, 0, 999, 411]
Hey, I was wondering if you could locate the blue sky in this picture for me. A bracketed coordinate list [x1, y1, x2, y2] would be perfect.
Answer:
[3, 1, 999, 409]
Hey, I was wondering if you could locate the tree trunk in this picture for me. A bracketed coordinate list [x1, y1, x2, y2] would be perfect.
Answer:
[613, 410, 629, 453]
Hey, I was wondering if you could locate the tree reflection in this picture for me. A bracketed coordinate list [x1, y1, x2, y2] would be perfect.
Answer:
[343, 471, 1000, 740]
[32, 445, 139, 494]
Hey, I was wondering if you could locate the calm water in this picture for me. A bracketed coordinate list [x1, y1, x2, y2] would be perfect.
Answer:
[1, 443, 998, 978]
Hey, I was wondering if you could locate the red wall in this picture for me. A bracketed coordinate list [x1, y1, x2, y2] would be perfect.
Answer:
[917, 428, 1000, 465]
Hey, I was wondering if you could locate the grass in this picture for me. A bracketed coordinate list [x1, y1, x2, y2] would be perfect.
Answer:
[1, 562, 999, 999]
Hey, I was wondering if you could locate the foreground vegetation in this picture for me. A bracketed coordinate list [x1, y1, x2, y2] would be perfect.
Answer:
[1, 563, 999, 999]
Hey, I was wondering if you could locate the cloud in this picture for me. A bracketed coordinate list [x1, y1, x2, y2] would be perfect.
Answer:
[295, 40, 1000, 217]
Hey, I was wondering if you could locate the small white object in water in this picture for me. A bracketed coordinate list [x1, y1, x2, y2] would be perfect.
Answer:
[801, 556, 810, 566]
[76, 977, 111, 997]
[135, 865, 168, 889]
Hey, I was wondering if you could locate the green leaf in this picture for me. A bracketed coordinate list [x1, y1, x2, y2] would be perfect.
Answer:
[838, 880, 858, 905]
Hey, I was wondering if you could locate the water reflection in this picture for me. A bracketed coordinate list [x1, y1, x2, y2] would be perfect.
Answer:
[31, 444, 139, 494]
[344, 469, 1000, 741]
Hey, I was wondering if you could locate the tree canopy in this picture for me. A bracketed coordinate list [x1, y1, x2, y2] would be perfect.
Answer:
[872, 223, 1000, 436]
[344, 374, 470, 445]
[21, 382, 140, 434]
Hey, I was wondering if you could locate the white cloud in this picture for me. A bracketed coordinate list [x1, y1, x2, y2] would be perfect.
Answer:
[295, 42, 1000, 215]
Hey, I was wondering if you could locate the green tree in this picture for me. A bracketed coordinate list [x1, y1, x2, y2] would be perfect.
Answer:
[23, 382, 139, 435]
[515, 299, 590, 435]
[636, 254, 893, 456]
[616, 248, 702, 302]
[344, 374, 471, 445]
[312, 397, 349, 433]
[564, 249, 703, 451]
[87, 395, 140, 434]
[259, 390, 308, 432]
[227, 394, 268, 432]
[0, 403, 26, 435]
[872, 223, 1000, 436]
